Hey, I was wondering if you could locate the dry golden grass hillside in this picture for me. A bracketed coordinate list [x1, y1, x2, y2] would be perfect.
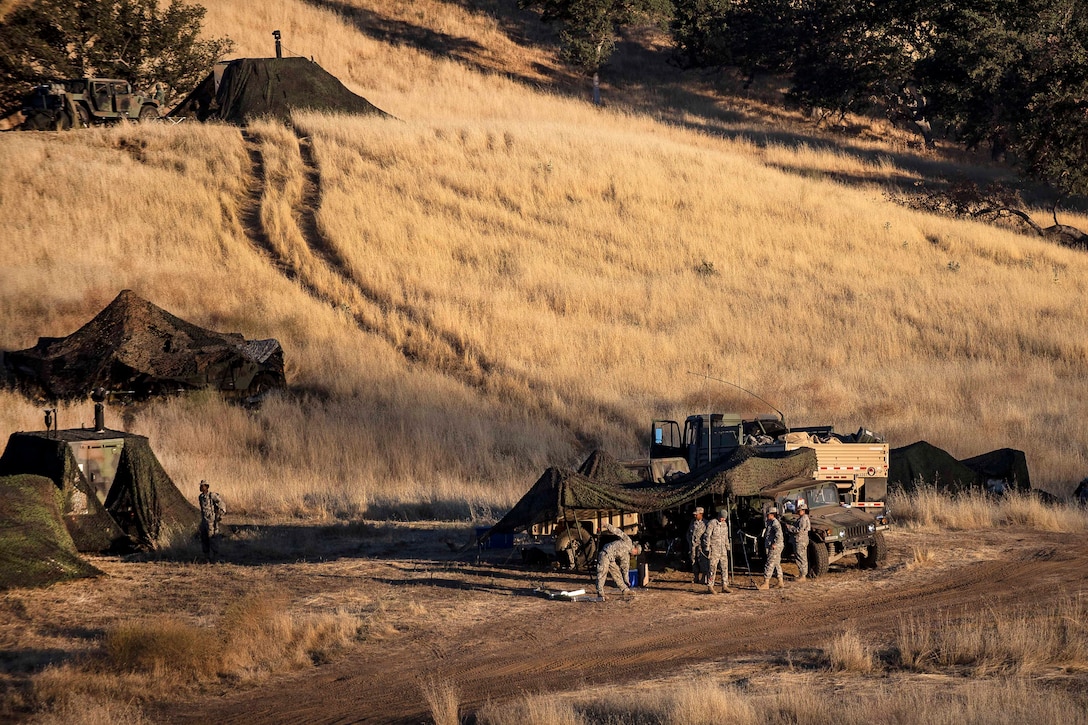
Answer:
[2, 0, 1087, 518]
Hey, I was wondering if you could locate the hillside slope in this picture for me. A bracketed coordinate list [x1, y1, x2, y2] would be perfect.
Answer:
[1, 0, 1086, 515]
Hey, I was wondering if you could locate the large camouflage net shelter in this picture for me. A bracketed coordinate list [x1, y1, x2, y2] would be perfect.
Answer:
[0, 429, 200, 552]
[483, 447, 816, 539]
[0, 474, 102, 590]
[2, 289, 285, 400]
[889, 441, 1031, 494]
[169, 57, 391, 124]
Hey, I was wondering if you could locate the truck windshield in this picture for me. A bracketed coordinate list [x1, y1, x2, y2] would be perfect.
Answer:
[805, 485, 839, 507]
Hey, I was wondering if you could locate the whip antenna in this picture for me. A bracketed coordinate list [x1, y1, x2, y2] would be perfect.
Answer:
[686, 371, 786, 426]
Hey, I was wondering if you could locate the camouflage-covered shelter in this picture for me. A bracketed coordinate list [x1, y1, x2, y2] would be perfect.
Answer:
[169, 57, 391, 124]
[482, 447, 816, 539]
[889, 441, 1031, 494]
[0, 429, 200, 551]
[2, 289, 285, 400]
[0, 474, 102, 590]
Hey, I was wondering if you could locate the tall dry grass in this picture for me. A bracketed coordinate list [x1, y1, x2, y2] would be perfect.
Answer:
[479, 674, 1088, 725]
[3, 0, 1088, 517]
[889, 487, 1088, 532]
[895, 595, 1088, 674]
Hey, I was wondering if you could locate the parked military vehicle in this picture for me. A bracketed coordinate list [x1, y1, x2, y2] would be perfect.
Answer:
[733, 478, 889, 578]
[21, 78, 162, 130]
[649, 412, 889, 508]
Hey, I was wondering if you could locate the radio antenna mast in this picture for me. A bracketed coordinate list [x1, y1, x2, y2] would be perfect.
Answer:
[686, 370, 786, 426]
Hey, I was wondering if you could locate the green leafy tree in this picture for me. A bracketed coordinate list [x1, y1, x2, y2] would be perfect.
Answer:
[0, 0, 233, 112]
[521, 0, 671, 104]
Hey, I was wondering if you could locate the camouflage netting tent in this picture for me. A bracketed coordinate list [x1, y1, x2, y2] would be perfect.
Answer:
[2, 289, 285, 400]
[0, 430, 200, 551]
[960, 448, 1031, 493]
[889, 441, 1032, 494]
[482, 447, 816, 539]
[169, 57, 391, 124]
[0, 475, 102, 590]
[0, 432, 123, 551]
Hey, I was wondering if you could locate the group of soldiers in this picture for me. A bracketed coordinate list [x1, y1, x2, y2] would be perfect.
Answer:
[593, 504, 813, 599]
[687, 504, 811, 592]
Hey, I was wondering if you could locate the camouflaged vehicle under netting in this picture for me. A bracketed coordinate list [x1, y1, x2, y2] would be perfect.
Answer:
[1, 290, 285, 401]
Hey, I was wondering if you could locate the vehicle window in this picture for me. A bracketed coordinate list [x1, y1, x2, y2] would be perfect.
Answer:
[806, 486, 838, 506]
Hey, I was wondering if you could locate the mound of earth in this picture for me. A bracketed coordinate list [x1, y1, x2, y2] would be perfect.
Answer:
[170, 57, 391, 123]
[0, 475, 102, 590]
[2, 289, 285, 400]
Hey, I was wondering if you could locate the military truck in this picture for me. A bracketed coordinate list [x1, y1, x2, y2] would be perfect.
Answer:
[650, 413, 889, 508]
[21, 78, 162, 130]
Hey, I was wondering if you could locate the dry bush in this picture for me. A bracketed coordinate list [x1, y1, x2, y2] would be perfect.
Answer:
[665, 678, 757, 725]
[476, 693, 584, 725]
[420, 677, 461, 725]
[908, 545, 936, 569]
[825, 629, 877, 673]
[26, 691, 152, 725]
[102, 592, 361, 686]
[895, 595, 1088, 674]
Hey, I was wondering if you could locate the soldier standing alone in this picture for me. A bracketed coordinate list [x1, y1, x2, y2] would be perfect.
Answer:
[687, 507, 708, 585]
[198, 480, 226, 563]
[702, 509, 732, 594]
[595, 522, 641, 601]
[786, 504, 811, 581]
[758, 507, 785, 590]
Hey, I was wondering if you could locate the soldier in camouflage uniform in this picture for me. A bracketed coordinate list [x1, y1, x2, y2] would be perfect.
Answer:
[701, 509, 732, 594]
[687, 507, 708, 584]
[758, 507, 785, 590]
[786, 504, 811, 580]
[595, 522, 641, 600]
[198, 480, 226, 563]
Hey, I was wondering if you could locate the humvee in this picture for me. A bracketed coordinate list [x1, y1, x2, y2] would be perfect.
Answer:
[733, 479, 889, 577]
[22, 78, 162, 130]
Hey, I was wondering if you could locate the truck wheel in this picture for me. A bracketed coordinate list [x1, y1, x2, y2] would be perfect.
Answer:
[76, 104, 91, 128]
[860, 532, 888, 569]
[138, 104, 159, 123]
[808, 540, 830, 577]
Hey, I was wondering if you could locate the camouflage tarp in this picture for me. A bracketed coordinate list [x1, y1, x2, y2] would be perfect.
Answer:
[960, 448, 1031, 493]
[890, 441, 1033, 494]
[889, 440, 981, 492]
[2, 289, 285, 399]
[483, 447, 816, 537]
[0, 475, 102, 590]
[0, 430, 200, 551]
[169, 57, 391, 123]
[0, 432, 124, 551]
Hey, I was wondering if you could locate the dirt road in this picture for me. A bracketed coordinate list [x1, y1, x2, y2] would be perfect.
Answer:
[160, 527, 1085, 724]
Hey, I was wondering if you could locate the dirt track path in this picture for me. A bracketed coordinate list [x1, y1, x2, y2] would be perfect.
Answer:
[162, 529, 1086, 723]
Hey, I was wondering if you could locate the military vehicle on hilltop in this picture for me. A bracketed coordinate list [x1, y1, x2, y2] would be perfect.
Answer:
[21, 78, 162, 130]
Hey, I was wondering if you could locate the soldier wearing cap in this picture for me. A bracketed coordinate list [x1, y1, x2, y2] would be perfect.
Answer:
[198, 479, 226, 563]
[786, 503, 811, 581]
[758, 506, 785, 590]
[701, 508, 732, 594]
[595, 522, 642, 600]
[687, 507, 708, 584]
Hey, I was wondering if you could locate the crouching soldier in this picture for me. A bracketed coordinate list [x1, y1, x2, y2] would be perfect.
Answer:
[702, 509, 732, 594]
[595, 523, 641, 601]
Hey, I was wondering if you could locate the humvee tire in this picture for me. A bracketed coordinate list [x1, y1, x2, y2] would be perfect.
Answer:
[859, 531, 888, 569]
[138, 104, 159, 122]
[808, 540, 830, 577]
[76, 104, 91, 128]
